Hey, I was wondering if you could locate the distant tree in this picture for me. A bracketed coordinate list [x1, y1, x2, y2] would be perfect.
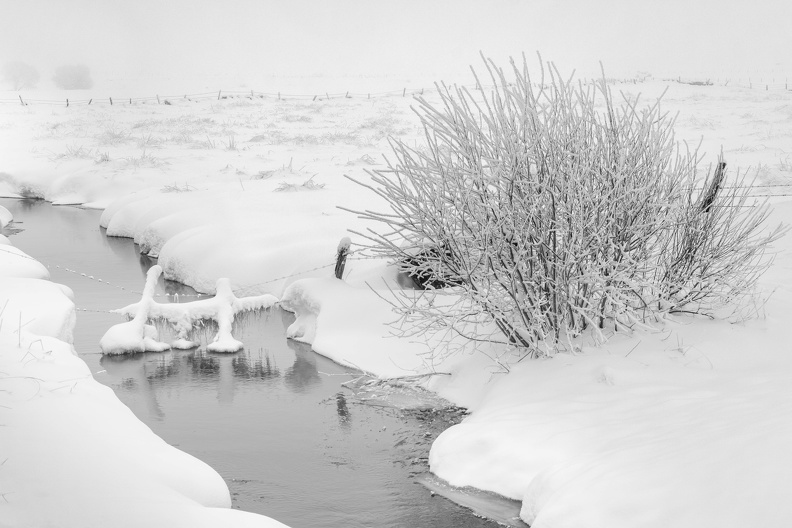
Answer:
[2, 61, 40, 90]
[52, 64, 93, 90]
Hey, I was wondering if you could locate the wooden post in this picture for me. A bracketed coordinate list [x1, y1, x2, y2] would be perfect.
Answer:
[108, 97, 112, 105]
[66, 98, 69, 107]
[345, 91, 349, 98]
[334, 237, 351, 280]
[701, 161, 726, 213]
[89, 99, 92, 105]
[313, 95, 317, 101]
[157, 95, 160, 104]
[129, 98, 132, 104]
[217, 90, 221, 100]
[403, 88, 406, 97]
[18, 95, 23, 106]
[326, 92, 329, 100]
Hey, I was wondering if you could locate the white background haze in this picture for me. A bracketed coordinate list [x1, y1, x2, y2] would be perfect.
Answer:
[1, 0, 791, 91]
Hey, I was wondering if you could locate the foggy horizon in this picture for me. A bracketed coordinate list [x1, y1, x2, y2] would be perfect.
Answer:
[2, 0, 791, 92]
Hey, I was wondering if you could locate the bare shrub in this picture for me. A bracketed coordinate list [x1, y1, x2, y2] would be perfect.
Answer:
[52, 64, 93, 90]
[2, 61, 39, 90]
[345, 56, 785, 358]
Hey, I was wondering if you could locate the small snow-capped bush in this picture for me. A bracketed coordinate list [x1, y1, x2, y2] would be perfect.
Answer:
[347, 55, 785, 358]
[52, 64, 93, 90]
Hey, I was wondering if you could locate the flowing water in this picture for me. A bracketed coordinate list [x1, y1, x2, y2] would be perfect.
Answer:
[1, 198, 525, 528]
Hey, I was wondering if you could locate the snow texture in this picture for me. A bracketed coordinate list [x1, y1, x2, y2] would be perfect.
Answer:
[3, 79, 792, 527]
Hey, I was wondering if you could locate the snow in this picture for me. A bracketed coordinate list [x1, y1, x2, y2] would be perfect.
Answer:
[0, 242, 288, 526]
[104, 265, 278, 354]
[99, 265, 171, 354]
[3, 78, 792, 526]
[0, 204, 12, 226]
[0, 243, 50, 279]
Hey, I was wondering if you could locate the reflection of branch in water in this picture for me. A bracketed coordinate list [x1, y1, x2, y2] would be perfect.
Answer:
[232, 349, 280, 380]
[147, 355, 180, 381]
[284, 340, 321, 393]
[138, 253, 157, 276]
[99, 354, 168, 421]
[187, 352, 220, 377]
[336, 392, 351, 427]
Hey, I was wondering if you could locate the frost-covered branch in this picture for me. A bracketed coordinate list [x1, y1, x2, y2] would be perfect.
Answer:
[345, 55, 786, 360]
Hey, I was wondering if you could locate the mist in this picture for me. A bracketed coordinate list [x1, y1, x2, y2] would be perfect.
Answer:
[1, 0, 790, 92]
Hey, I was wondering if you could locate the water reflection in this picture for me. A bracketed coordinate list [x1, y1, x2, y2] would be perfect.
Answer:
[336, 392, 351, 429]
[284, 340, 321, 393]
[99, 337, 328, 418]
[232, 350, 280, 380]
[100, 228, 139, 262]
[150, 355, 181, 380]
[138, 253, 157, 275]
[187, 353, 221, 377]
[14, 197, 44, 212]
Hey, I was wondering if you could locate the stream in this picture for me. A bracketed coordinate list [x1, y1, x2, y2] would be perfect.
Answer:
[1, 198, 525, 528]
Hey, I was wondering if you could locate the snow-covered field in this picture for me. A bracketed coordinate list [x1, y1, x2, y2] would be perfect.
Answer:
[2, 78, 792, 526]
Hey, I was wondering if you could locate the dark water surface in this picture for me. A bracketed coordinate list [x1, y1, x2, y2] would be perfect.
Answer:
[1, 198, 518, 528]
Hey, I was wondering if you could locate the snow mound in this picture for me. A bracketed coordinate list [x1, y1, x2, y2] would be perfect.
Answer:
[0, 204, 12, 226]
[0, 244, 50, 279]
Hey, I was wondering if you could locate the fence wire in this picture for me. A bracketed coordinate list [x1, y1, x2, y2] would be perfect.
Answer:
[4, 76, 788, 107]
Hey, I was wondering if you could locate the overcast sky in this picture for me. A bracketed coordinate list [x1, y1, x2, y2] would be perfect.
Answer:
[1, 0, 790, 89]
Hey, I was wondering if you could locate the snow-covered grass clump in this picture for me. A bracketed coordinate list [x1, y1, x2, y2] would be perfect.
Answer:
[101, 264, 278, 354]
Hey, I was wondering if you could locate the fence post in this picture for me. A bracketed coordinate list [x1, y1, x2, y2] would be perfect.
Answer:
[66, 98, 69, 107]
[217, 90, 221, 100]
[129, 98, 132, 104]
[18, 95, 23, 106]
[334, 237, 351, 280]
[157, 95, 160, 104]
[89, 99, 92, 105]
[403, 88, 406, 97]
[109, 97, 112, 105]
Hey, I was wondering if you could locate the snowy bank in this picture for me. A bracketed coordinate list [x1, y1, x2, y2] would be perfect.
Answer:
[3, 80, 792, 526]
[0, 240, 287, 527]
